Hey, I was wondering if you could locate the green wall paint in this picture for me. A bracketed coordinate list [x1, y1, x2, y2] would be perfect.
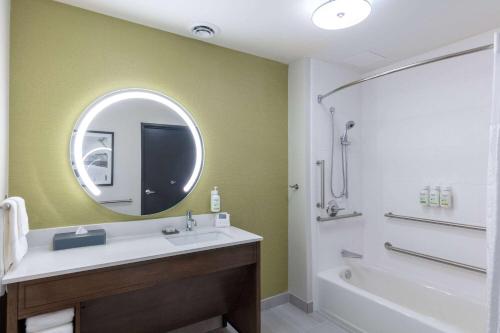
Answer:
[9, 0, 288, 298]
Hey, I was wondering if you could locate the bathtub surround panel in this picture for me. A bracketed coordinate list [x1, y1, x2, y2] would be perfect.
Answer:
[310, 59, 364, 310]
[361, 31, 493, 301]
[288, 58, 364, 309]
[9, 0, 288, 298]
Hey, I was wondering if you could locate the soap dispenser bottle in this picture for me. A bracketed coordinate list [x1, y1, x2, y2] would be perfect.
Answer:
[429, 186, 441, 207]
[419, 186, 430, 206]
[211, 186, 221, 212]
[440, 186, 453, 208]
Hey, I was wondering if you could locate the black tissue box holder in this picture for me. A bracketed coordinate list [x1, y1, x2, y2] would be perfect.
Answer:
[53, 229, 106, 250]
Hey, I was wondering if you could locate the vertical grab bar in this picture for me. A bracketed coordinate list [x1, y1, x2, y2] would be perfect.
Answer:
[316, 160, 325, 209]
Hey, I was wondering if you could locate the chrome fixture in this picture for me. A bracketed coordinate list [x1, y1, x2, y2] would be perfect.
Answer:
[289, 184, 300, 190]
[185, 210, 197, 231]
[317, 44, 493, 103]
[341, 120, 356, 145]
[145, 189, 156, 195]
[385, 212, 486, 231]
[317, 160, 325, 209]
[317, 211, 362, 222]
[98, 199, 133, 204]
[384, 242, 486, 274]
[342, 249, 363, 259]
[326, 199, 344, 217]
[330, 108, 355, 199]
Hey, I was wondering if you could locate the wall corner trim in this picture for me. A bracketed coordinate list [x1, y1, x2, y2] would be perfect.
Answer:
[289, 293, 314, 313]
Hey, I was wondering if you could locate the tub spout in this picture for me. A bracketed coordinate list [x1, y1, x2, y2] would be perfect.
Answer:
[342, 249, 363, 259]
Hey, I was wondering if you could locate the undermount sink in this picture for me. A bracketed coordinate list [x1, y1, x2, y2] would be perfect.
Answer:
[166, 230, 232, 246]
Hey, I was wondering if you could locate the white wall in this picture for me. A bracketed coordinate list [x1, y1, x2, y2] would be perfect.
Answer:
[360, 31, 495, 302]
[0, 0, 10, 292]
[288, 58, 313, 303]
[0, 1, 9, 197]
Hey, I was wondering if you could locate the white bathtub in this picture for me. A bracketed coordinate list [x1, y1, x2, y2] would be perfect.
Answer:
[317, 263, 486, 333]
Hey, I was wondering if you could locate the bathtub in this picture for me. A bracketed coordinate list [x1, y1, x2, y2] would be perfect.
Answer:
[317, 263, 486, 333]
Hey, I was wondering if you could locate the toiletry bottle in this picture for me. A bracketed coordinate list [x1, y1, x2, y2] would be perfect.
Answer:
[440, 186, 452, 208]
[419, 186, 430, 206]
[211, 186, 221, 212]
[429, 186, 441, 207]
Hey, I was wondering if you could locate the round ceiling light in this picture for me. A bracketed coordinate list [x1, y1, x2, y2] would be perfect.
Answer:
[191, 24, 217, 39]
[312, 0, 371, 30]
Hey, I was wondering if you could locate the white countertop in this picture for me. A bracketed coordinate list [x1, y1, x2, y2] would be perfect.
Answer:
[2, 215, 262, 284]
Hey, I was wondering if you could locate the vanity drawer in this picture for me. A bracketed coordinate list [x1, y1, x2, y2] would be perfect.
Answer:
[16, 243, 258, 318]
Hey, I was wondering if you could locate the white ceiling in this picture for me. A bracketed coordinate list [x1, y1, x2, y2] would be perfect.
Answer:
[55, 0, 500, 70]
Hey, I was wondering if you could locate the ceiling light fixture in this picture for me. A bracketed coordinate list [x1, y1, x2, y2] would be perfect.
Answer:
[312, 0, 371, 30]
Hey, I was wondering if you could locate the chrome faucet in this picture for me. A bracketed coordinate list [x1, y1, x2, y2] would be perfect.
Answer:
[326, 199, 344, 217]
[186, 210, 197, 231]
[341, 249, 363, 259]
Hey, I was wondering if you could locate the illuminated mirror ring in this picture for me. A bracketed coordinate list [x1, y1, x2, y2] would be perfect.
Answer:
[70, 88, 204, 215]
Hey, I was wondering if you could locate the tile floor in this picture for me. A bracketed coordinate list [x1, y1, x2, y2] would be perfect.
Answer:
[215, 303, 349, 333]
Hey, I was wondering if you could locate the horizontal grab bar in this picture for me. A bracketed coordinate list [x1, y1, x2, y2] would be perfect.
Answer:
[384, 242, 486, 274]
[98, 199, 133, 204]
[317, 211, 362, 222]
[385, 212, 486, 231]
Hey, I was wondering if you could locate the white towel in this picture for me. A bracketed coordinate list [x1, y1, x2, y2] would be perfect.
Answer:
[1, 197, 29, 273]
[30, 323, 73, 333]
[10, 197, 29, 236]
[26, 308, 74, 333]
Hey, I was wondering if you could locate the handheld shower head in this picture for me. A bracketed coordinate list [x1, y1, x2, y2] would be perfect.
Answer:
[341, 121, 356, 145]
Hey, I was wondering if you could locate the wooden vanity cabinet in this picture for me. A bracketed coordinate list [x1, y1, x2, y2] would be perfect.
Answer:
[6, 242, 260, 333]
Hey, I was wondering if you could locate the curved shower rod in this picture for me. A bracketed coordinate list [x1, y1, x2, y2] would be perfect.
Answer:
[317, 44, 494, 104]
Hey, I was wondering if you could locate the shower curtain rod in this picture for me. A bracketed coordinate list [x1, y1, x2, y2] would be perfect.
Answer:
[317, 43, 494, 103]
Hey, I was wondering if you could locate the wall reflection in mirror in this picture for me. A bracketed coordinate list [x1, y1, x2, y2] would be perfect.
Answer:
[70, 89, 204, 216]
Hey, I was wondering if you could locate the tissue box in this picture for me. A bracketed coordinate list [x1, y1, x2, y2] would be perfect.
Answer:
[53, 229, 106, 250]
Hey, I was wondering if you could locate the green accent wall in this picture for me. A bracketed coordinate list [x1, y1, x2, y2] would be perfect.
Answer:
[9, 0, 288, 298]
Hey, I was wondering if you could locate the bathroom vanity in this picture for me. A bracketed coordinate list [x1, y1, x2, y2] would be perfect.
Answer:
[2, 88, 263, 332]
[3, 220, 262, 333]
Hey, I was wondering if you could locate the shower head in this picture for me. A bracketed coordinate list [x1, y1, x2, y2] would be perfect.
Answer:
[341, 121, 356, 145]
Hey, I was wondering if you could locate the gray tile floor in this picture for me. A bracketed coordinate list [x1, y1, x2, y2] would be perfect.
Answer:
[214, 303, 349, 333]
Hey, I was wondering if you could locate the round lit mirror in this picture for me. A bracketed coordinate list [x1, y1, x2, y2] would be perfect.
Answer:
[70, 89, 204, 216]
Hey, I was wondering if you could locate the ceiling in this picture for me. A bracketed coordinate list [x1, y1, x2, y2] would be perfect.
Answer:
[55, 0, 500, 70]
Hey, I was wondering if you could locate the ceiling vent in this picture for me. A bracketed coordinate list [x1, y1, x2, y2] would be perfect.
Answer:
[190, 24, 217, 39]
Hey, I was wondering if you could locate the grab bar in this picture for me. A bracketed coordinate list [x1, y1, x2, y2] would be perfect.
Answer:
[317, 211, 362, 222]
[316, 160, 325, 209]
[384, 242, 486, 274]
[385, 212, 486, 231]
[98, 199, 133, 204]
